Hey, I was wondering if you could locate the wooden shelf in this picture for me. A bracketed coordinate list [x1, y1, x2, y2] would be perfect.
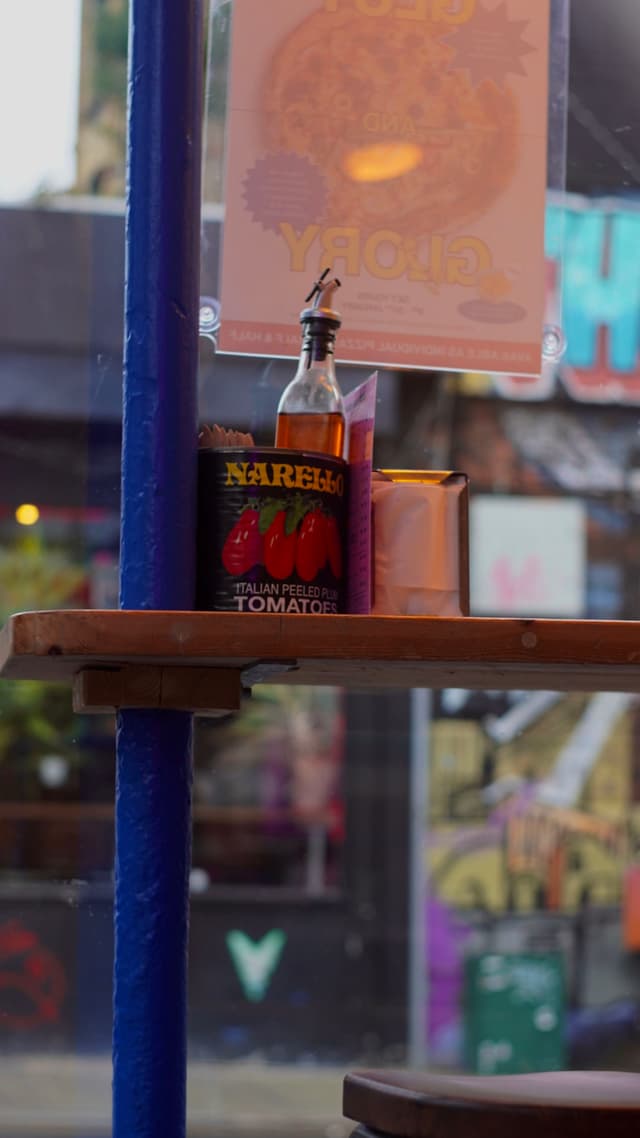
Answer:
[1, 611, 640, 706]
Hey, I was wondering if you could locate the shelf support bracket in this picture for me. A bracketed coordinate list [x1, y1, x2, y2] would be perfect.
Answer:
[73, 666, 243, 716]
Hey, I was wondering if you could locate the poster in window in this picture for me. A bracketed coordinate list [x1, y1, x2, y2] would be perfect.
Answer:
[219, 0, 551, 376]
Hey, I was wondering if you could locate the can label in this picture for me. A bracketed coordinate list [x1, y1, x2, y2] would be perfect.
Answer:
[197, 448, 347, 614]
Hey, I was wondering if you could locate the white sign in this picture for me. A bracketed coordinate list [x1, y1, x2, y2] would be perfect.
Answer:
[470, 496, 585, 617]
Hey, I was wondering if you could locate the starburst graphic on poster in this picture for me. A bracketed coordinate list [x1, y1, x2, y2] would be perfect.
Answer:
[449, 1, 535, 90]
[243, 152, 328, 234]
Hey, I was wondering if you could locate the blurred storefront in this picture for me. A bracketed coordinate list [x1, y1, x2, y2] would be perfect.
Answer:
[2, 0, 640, 1079]
[4, 189, 640, 1066]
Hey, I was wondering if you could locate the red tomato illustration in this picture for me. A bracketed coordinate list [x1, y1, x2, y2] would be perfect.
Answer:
[221, 508, 262, 576]
[326, 516, 343, 579]
[264, 510, 297, 580]
[295, 510, 327, 582]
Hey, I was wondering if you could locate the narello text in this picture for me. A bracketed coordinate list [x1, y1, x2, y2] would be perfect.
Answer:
[225, 461, 345, 497]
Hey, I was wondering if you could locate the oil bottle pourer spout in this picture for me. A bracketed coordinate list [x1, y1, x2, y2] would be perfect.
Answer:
[301, 268, 342, 327]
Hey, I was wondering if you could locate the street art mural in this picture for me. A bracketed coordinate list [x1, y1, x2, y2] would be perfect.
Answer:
[226, 929, 287, 1003]
[466, 196, 640, 404]
[0, 920, 67, 1031]
[426, 689, 640, 1066]
[429, 690, 633, 913]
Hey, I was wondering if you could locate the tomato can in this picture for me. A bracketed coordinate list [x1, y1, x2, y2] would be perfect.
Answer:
[196, 447, 348, 614]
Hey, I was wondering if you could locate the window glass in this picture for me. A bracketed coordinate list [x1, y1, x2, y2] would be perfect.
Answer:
[197, 0, 640, 1092]
[0, 0, 639, 1133]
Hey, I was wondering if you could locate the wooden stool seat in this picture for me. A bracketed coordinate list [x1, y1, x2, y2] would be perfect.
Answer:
[343, 1069, 640, 1138]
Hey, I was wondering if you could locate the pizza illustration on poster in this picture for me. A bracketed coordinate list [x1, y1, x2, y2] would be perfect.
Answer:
[219, 0, 550, 376]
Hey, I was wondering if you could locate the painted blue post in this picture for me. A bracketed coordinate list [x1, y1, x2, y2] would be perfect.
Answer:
[114, 0, 203, 1135]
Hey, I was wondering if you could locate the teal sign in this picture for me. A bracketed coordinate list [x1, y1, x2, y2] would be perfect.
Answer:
[494, 199, 640, 401]
[464, 953, 566, 1074]
[546, 203, 640, 373]
[226, 930, 287, 1003]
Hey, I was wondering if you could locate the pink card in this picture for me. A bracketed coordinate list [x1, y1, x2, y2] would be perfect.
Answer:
[344, 372, 377, 614]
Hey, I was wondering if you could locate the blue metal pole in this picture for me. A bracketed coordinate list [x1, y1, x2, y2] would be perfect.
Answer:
[114, 0, 203, 1134]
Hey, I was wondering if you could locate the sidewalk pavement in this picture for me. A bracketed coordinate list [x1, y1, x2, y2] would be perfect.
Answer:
[0, 1057, 352, 1137]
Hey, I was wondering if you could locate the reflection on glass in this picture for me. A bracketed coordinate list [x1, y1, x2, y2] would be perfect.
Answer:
[343, 142, 424, 184]
[194, 687, 344, 891]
